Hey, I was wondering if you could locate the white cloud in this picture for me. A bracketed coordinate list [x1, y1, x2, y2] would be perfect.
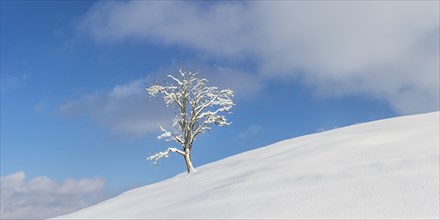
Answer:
[0, 171, 106, 219]
[79, 1, 439, 114]
[59, 78, 170, 138]
[203, 66, 263, 100]
[239, 125, 262, 139]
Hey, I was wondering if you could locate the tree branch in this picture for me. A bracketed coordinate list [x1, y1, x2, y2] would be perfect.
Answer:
[146, 147, 186, 165]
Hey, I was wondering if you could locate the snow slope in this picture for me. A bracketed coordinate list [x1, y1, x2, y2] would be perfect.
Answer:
[55, 112, 440, 219]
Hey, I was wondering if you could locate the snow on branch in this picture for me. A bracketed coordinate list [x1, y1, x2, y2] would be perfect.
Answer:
[146, 150, 170, 165]
[157, 124, 184, 145]
[146, 147, 185, 165]
[146, 68, 234, 172]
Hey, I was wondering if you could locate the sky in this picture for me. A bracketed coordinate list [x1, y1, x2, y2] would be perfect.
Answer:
[1, 1, 439, 219]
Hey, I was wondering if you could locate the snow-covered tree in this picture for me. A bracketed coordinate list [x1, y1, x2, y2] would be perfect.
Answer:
[146, 68, 234, 173]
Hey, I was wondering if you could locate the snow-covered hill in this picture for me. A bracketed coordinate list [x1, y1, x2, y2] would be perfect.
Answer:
[55, 112, 440, 219]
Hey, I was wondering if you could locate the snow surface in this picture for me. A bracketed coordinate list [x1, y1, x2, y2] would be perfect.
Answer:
[55, 112, 440, 219]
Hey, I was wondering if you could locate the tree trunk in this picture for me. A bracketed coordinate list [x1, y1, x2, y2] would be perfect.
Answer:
[183, 149, 195, 173]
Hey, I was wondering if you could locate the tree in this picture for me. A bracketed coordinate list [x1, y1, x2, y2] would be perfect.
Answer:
[146, 68, 234, 173]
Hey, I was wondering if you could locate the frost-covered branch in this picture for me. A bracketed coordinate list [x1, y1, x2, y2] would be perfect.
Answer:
[146, 68, 234, 173]
[157, 124, 184, 146]
[146, 147, 185, 165]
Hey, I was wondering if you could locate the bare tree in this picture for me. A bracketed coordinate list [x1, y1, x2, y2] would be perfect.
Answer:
[146, 68, 234, 173]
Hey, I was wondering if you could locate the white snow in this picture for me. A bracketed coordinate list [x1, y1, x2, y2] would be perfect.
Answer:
[54, 112, 440, 219]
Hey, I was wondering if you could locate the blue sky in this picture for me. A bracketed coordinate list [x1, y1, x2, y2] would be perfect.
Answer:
[1, 1, 438, 219]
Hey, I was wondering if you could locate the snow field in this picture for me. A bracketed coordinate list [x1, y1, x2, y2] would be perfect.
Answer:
[55, 112, 440, 219]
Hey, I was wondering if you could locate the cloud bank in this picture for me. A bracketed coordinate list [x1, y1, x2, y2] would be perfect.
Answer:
[58, 78, 170, 138]
[79, 1, 439, 114]
[0, 171, 105, 219]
